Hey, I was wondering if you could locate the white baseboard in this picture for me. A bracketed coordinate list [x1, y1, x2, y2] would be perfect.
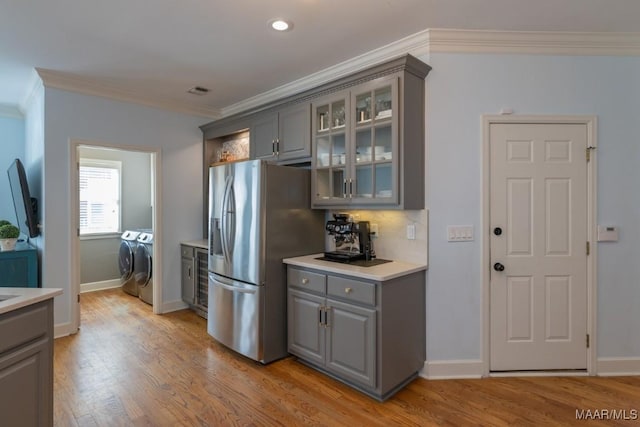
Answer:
[421, 359, 484, 379]
[54, 322, 76, 339]
[80, 279, 121, 293]
[597, 357, 640, 376]
[161, 299, 189, 314]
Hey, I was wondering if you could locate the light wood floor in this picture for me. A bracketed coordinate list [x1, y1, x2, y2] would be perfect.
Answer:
[54, 288, 639, 426]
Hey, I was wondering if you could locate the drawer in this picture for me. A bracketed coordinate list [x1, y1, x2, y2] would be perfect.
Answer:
[0, 302, 49, 354]
[327, 276, 375, 306]
[181, 245, 194, 258]
[288, 268, 326, 294]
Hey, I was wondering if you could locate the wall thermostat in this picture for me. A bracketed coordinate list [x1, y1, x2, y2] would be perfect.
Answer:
[597, 225, 619, 242]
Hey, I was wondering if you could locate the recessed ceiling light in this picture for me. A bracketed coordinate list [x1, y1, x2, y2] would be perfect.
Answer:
[270, 19, 292, 32]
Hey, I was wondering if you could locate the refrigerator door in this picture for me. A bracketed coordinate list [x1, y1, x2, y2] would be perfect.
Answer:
[207, 272, 263, 361]
[209, 160, 262, 286]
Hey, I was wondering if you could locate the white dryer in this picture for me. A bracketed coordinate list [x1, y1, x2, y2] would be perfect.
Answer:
[119, 230, 141, 296]
[134, 232, 154, 305]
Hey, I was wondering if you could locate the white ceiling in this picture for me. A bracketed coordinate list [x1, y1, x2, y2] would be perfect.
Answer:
[2, 0, 640, 116]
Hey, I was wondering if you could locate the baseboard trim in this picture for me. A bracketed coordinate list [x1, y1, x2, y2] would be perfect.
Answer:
[54, 322, 76, 339]
[421, 359, 484, 379]
[80, 279, 121, 294]
[162, 299, 189, 314]
[597, 357, 640, 376]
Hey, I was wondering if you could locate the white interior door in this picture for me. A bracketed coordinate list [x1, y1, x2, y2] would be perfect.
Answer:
[490, 123, 588, 371]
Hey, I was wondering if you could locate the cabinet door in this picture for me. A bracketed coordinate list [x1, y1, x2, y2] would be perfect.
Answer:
[351, 76, 399, 205]
[251, 112, 278, 160]
[325, 299, 376, 389]
[288, 289, 325, 365]
[277, 103, 311, 161]
[0, 338, 51, 427]
[181, 258, 195, 304]
[311, 92, 350, 207]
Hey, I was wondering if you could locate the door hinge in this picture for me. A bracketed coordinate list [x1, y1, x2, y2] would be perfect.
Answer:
[586, 334, 590, 348]
[586, 241, 590, 256]
[586, 146, 596, 162]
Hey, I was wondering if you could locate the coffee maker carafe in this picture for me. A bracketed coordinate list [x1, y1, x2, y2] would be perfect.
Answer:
[324, 213, 375, 262]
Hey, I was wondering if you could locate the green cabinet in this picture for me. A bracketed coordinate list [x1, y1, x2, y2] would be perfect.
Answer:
[287, 265, 425, 401]
[0, 242, 38, 288]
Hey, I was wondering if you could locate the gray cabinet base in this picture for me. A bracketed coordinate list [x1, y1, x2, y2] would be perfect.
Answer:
[296, 357, 420, 402]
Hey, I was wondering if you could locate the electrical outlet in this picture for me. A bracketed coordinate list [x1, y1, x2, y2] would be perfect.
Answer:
[406, 224, 416, 240]
[370, 223, 379, 237]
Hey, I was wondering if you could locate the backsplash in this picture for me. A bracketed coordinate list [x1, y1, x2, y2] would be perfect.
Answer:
[221, 132, 249, 161]
[326, 209, 429, 265]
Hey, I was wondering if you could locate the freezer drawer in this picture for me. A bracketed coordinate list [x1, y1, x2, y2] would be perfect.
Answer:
[207, 273, 263, 361]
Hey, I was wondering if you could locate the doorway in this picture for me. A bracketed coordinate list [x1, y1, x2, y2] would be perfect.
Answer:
[70, 140, 162, 332]
[482, 116, 597, 374]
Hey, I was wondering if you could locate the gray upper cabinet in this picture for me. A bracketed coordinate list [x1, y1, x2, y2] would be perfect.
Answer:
[312, 65, 426, 210]
[251, 103, 311, 163]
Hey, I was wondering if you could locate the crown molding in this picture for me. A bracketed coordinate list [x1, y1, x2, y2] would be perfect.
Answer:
[25, 29, 639, 121]
[36, 68, 221, 119]
[221, 28, 640, 118]
[221, 29, 432, 117]
[426, 28, 640, 56]
[0, 104, 23, 118]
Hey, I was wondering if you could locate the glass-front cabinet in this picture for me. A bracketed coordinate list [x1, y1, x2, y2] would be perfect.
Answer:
[313, 93, 350, 202]
[312, 76, 399, 207]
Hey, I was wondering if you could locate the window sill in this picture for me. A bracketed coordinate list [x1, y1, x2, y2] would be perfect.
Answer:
[80, 232, 122, 241]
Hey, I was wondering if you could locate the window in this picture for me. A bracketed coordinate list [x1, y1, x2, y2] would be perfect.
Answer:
[79, 159, 121, 235]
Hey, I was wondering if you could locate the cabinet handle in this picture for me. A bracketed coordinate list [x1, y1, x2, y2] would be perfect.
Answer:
[344, 287, 352, 294]
[324, 306, 330, 328]
[349, 179, 353, 198]
[301, 278, 309, 285]
[343, 179, 347, 198]
[276, 138, 280, 156]
[188, 267, 191, 279]
[272, 140, 277, 156]
[318, 306, 324, 326]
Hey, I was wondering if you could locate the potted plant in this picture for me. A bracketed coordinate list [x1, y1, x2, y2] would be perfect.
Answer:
[0, 223, 20, 251]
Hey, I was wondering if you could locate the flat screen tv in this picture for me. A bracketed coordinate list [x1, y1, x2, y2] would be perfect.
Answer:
[7, 158, 39, 238]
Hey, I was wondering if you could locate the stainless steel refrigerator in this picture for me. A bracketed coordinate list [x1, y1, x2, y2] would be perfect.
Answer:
[207, 159, 324, 363]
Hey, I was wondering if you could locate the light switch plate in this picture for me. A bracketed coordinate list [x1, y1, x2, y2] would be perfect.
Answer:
[447, 225, 474, 242]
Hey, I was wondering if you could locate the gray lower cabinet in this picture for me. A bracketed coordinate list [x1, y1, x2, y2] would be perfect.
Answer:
[181, 244, 208, 318]
[287, 266, 425, 401]
[0, 300, 54, 427]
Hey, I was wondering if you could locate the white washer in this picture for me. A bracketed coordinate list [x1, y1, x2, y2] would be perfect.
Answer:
[134, 232, 154, 305]
[119, 230, 140, 296]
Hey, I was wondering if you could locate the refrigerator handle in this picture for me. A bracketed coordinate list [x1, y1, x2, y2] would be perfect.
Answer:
[209, 274, 256, 294]
[227, 178, 236, 256]
[220, 175, 232, 265]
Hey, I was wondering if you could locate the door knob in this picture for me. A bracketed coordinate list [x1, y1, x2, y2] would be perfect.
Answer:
[493, 262, 505, 272]
[494, 227, 502, 236]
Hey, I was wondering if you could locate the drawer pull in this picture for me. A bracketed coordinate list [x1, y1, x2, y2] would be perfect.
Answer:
[301, 278, 309, 285]
[344, 287, 352, 294]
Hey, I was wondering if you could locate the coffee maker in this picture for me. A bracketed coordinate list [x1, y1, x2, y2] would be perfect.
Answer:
[324, 213, 375, 262]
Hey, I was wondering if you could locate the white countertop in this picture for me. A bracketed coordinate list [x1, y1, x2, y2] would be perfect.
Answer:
[283, 254, 427, 281]
[181, 239, 208, 249]
[0, 288, 63, 315]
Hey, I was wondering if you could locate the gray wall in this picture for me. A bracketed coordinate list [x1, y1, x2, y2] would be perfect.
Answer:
[78, 146, 152, 284]
[26, 86, 203, 329]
